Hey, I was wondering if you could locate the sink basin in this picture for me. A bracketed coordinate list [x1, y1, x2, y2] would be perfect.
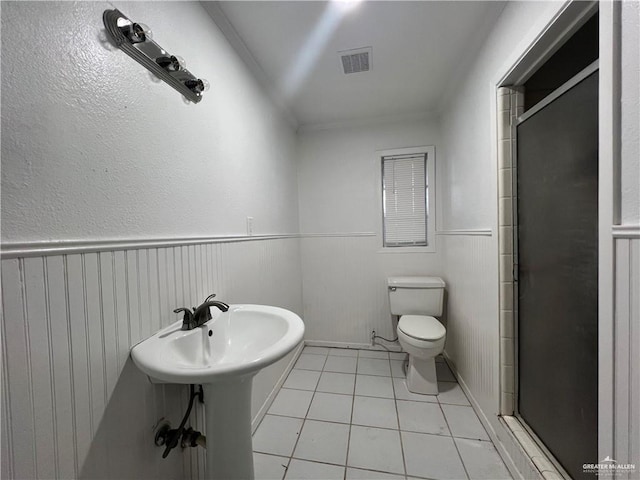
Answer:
[130, 304, 304, 480]
[131, 304, 304, 384]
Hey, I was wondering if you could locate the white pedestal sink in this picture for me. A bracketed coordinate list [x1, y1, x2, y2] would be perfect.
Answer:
[130, 304, 305, 479]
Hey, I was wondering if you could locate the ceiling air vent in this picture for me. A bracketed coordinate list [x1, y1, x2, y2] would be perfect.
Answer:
[339, 47, 372, 74]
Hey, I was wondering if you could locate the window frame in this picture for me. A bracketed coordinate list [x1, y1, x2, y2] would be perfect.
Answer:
[376, 145, 436, 254]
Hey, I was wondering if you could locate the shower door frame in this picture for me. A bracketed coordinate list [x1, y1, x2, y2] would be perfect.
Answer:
[511, 60, 600, 479]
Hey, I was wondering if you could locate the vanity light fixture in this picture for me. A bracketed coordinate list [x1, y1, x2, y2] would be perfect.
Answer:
[103, 9, 208, 103]
[184, 78, 210, 94]
[156, 55, 186, 72]
[121, 22, 153, 44]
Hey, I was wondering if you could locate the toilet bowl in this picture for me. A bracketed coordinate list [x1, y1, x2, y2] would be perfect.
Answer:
[397, 314, 446, 394]
[387, 276, 446, 395]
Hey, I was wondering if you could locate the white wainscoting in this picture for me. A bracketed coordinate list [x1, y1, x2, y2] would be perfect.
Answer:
[440, 232, 548, 480]
[298, 231, 497, 392]
[0, 237, 302, 480]
[300, 235, 385, 343]
[440, 233, 499, 417]
[613, 234, 640, 476]
[438, 233, 539, 479]
[299, 234, 443, 345]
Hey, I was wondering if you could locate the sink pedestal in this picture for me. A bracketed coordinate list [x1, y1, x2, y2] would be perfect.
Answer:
[129, 304, 304, 479]
[203, 376, 254, 480]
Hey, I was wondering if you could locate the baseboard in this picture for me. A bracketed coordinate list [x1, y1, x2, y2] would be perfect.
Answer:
[304, 339, 403, 353]
[442, 352, 542, 480]
[251, 341, 305, 433]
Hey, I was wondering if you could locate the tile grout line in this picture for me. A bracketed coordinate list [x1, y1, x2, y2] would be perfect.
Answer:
[265, 409, 478, 439]
[283, 350, 329, 479]
[258, 348, 493, 480]
[389, 356, 409, 479]
[437, 388, 472, 480]
[342, 350, 360, 479]
[285, 374, 441, 398]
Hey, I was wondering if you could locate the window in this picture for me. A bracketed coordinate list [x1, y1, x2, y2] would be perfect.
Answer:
[379, 146, 435, 250]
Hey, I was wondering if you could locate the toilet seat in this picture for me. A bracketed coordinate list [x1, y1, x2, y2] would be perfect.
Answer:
[398, 315, 445, 341]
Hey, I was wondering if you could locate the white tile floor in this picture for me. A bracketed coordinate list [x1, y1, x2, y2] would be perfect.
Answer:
[253, 346, 513, 480]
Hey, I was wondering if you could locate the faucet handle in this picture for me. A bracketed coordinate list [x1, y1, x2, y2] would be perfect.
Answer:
[174, 307, 194, 329]
[174, 307, 193, 315]
[204, 293, 217, 302]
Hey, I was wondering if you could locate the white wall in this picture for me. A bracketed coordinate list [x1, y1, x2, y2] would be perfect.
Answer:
[616, 0, 640, 473]
[3, 1, 638, 479]
[620, 0, 640, 225]
[0, 1, 299, 243]
[439, 1, 640, 476]
[297, 116, 443, 344]
[437, 0, 564, 474]
[1, 2, 302, 479]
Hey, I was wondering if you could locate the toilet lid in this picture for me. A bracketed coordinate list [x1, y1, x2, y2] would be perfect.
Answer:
[398, 315, 445, 341]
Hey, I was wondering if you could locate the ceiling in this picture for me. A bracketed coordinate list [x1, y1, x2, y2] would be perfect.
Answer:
[210, 1, 505, 128]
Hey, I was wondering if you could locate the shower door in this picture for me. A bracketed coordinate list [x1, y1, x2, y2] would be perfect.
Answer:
[515, 65, 598, 479]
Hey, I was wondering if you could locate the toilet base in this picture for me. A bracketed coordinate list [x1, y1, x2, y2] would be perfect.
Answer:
[406, 355, 438, 395]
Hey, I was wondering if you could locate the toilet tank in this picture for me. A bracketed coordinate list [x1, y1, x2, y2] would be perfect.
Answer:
[387, 276, 445, 316]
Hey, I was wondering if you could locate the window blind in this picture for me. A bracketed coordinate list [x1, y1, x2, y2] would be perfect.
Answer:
[382, 153, 428, 247]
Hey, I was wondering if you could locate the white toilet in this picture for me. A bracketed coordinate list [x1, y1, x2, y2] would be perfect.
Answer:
[388, 276, 446, 395]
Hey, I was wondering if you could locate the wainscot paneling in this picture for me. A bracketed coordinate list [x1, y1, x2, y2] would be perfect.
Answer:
[440, 233, 499, 419]
[613, 235, 640, 476]
[299, 234, 443, 345]
[1, 237, 302, 480]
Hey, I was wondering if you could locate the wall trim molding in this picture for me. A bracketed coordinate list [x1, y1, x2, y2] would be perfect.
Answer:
[0, 234, 300, 259]
[1, 229, 503, 258]
[304, 339, 403, 353]
[300, 232, 376, 238]
[1, 229, 498, 258]
[436, 229, 493, 237]
[0, 232, 382, 259]
[612, 225, 640, 238]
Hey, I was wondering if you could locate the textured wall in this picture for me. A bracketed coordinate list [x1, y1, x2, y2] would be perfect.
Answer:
[296, 117, 443, 344]
[617, 3, 640, 471]
[434, 1, 561, 437]
[620, 0, 640, 224]
[438, 2, 561, 231]
[1, 1, 299, 243]
[297, 116, 441, 234]
[300, 235, 444, 344]
[436, 1, 563, 476]
[1, 2, 303, 479]
[438, 2, 640, 477]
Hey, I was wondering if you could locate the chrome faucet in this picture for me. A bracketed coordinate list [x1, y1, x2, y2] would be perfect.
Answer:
[174, 294, 229, 330]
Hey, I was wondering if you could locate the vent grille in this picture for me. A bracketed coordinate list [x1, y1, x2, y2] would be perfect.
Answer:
[339, 47, 372, 74]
